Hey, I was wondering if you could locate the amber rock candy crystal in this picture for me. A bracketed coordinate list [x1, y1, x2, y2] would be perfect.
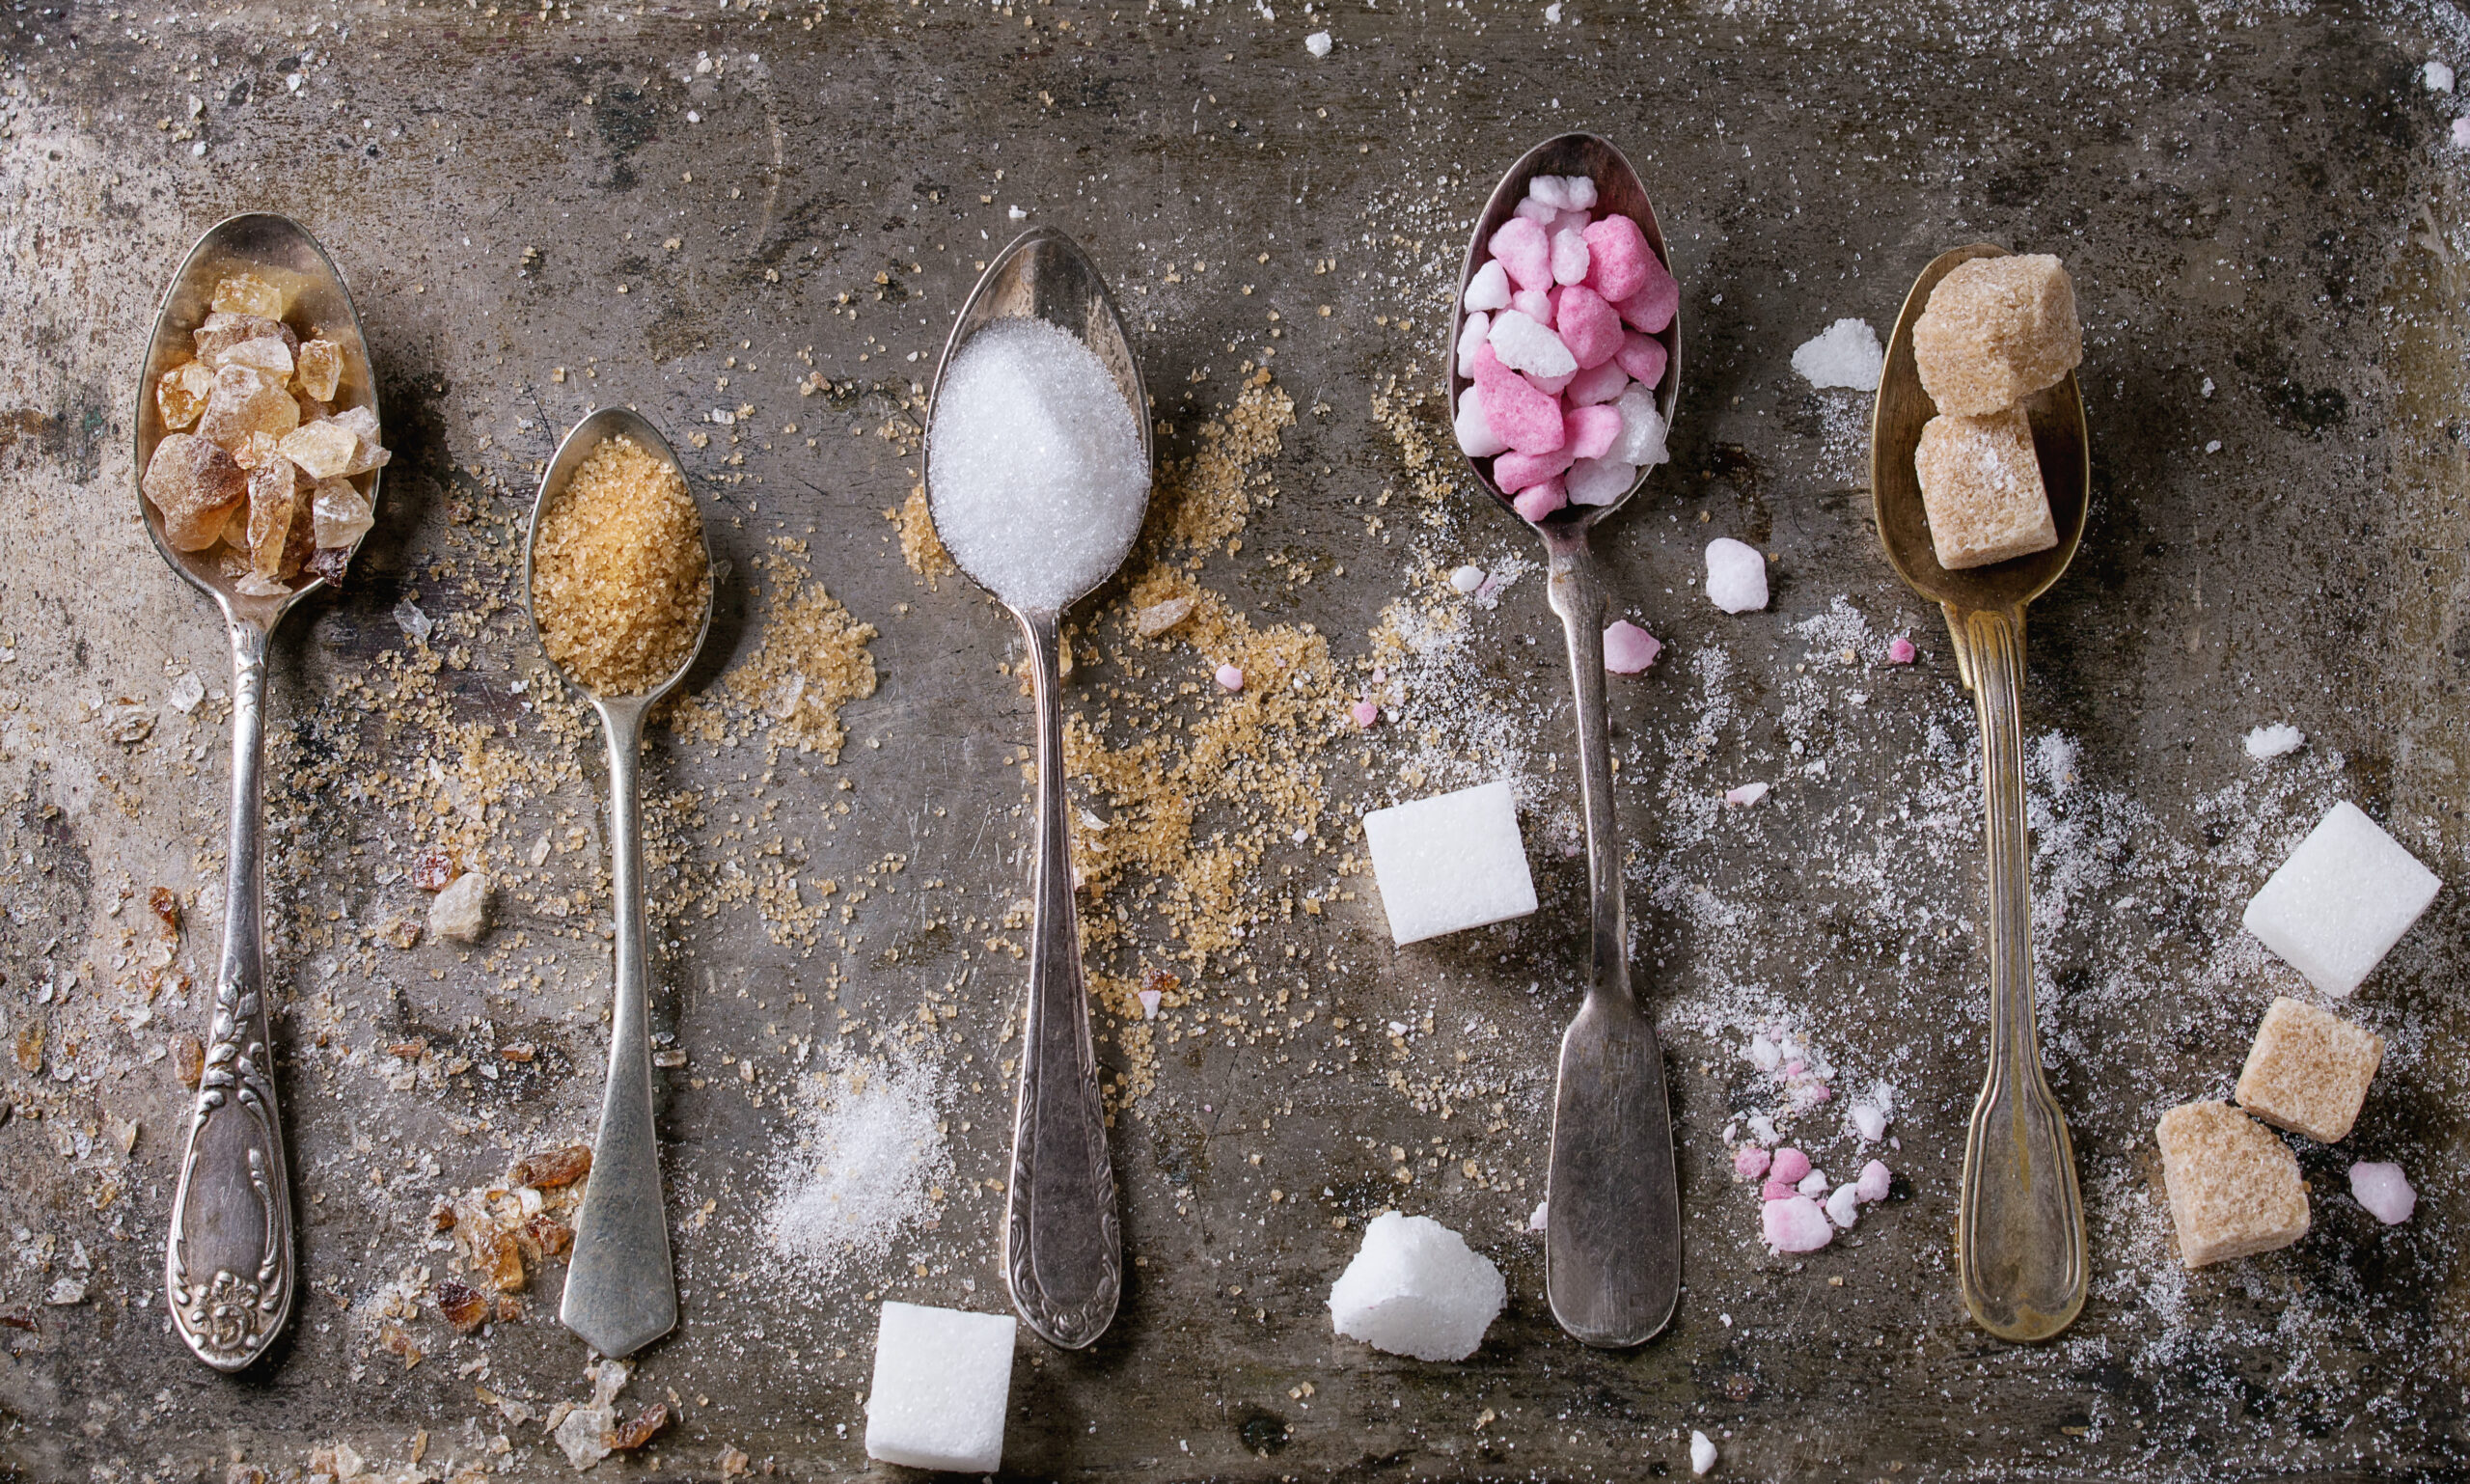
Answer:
[142, 433, 249, 551]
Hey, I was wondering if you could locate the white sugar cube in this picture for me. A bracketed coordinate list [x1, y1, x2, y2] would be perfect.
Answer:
[1327, 1211, 1505, 1361]
[1704, 537, 1769, 613]
[1361, 780, 1538, 945]
[864, 1302, 1015, 1473]
[2242, 801, 2440, 997]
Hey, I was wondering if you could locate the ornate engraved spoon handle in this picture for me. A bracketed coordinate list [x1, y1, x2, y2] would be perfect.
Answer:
[165, 618, 295, 1372]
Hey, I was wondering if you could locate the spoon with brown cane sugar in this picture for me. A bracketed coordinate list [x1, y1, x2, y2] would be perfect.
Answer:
[1872, 243, 2091, 1343]
[139, 212, 387, 1373]
[524, 408, 714, 1360]
[1447, 133, 1682, 1349]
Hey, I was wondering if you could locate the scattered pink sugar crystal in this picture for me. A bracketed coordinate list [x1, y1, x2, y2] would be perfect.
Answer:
[1760, 1179, 1797, 1202]
[1784, 1059, 1806, 1078]
[1493, 446, 1576, 493]
[1797, 1168, 1829, 1197]
[1855, 1160, 1891, 1204]
[1580, 213, 1653, 302]
[1215, 663, 1244, 692]
[2349, 1162, 2415, 1224]
[2456, 117, 2470, 148]
[1489, 216, 1551, 290]
[1770, 1147, 1811, 1185]
[1733, 1146, 1771, 1181]
[1805, 1083, 1832, 1104]
[1762, 1195, 1834, 1253]
[1825, 1184, 1861, 1229]
[1512, 481, 1568, 523]
[1602, 619, 1660, 673]
[1554, 286, 1624, 369]
[1550, 227, 1591, 286]
[1566, 360, 1630, 406]
[1349, 699, 1380, 728]
[1723, 783, 1770, 808]
[1887, 637, 1917, 664]
[1137, 987, 1163, 1019]
[1565, 403, 1623, 461]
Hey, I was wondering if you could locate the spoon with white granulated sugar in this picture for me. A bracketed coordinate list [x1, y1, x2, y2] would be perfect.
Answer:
[925, 228, 1151, 1351]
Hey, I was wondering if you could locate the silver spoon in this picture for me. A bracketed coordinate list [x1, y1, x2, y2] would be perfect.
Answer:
[1872, 244, 2090, 1343]
[924, 228, 1151, 1350]
[522, 408, 714, 1360]
[1448, 134, 1683, 1348]
[142, 212, 384, 1372]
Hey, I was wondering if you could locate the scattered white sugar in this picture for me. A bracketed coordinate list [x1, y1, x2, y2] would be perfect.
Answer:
[1448, 563, 1486, 594]
[2240, 801, 2439, 997]
[1526, 1200, 1549, 1232]
[2428, 59, 2455, 92]
[2244, 723, 2305, 759]
[761, 1055, 953, 1279]
[167, 672, 206, 714]
[1796, 1168, 1828, 1197]
[1362, 780, 1538, 945]
[2348, 1162, 2416, 1224]
[2456, 117, 2470, 148]
[926, 316, 1149, 612]
[1006, 204, 1029, 220]
[1304, 28, 1331, 55]
[1723, 782, 1769, 808]
[1704, 537, 1769, 613]
[393, 598, 432, 644]
[1790, 316, 1884, 391]
[1327, 1211, 1505, 1361]
[1690, 1430, 1717, 1476]
[864, 1302, 1015, 1473]
[1825, 1183, 1860, 1229]
[1850, 1102, 1886, 1141]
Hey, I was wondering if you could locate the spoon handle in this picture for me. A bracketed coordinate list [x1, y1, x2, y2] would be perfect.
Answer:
[165, 618, 296, 1372]
[1003, 607, 1121, 1350]
[560, 700, 677, 1359]
[1947, 604, 2087, 1343]
[1539, 532, 1680, 1349]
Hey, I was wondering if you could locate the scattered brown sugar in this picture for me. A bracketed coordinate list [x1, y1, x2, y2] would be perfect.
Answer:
[666, 540, 878, 763]
[2235, 996, 2383, 1144]
[531, 435, 711, 696]
[2154, 1100, 2311, 1268]
[889, 484, 953, 587]
[1160, 369, 1294, 552]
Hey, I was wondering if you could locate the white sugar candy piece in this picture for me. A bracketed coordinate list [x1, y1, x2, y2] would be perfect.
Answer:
[1791, 316, 1884, 392]
[2244, 723, 2304, 759]
[1612, 384, 1668, 466]
[1328, 1211, 1505, 1361]
[1690, 1430, 1718, 1476]
[1488, 309, 1577, 379]
[1704, 537, 1769, 613]
[1456, 311, 1492, 376]
[2242, 802, 2440, 997]
[864, 1302, 1016, 1473]
[1362, 780, 1538, 945]
[1464, 260, 1512, 313]
[2350, 1162, 2416, 1224]
[1304, 28, 1331, 55]
[1454, 387, 1508, 458]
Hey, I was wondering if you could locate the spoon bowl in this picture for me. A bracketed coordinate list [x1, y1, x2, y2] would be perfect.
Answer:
[522, 407, 713, 1360]
[924, 227, 1145, 1351]
[136, 212, 383, 626]
[1872, 242, 2092, 1344]
[1448, 131, 1680, 528]
[150, 212, 377, 1373]
[1450, 133, 1682, 1349]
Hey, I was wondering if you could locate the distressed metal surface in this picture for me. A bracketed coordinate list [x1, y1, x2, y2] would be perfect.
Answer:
[4, 1, 2470, 1479]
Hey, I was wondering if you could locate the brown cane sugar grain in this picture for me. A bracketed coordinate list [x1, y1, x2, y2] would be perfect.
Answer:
[531, 436, 711, 697]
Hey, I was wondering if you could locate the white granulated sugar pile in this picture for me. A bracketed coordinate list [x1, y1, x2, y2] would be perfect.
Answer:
[1791, 316, 1884, 391]
[2244, 723, 2305, 759]
[761, 1055, 954, 1279]
[926, 316, 1150, 612]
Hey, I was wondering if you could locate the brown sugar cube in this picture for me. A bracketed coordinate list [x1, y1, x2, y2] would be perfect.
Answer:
[1912, 253, 2083, 415]
[2235, 997, 2383, 1143]
[1914, 408, 2057, 570]
[2154, 1101, 2310, 1268]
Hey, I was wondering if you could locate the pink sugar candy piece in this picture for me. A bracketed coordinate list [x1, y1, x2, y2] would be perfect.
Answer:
[1615, 248, 1680, 333]
[1527, 367, 1578, 397]
[1555, 286, 1624, 370]
[1489, 216, 1552, 291]
[1456, 312, 1492, 376]
[1493, 446, 1576, 492]
[2350, 1161, 2415, 1224]
[1455, 387, 1508, 458]
[1215, 663, 1244, 692]
[1551, 227, 1591, 286]
[1349, 699, 1381, 728]
[1473, 348, 1567, 456]
[1566, 360, 1630, 405]
[2456, 117, 2470, 149]
[1734, 1146, 1771, 1180]
[1796, 1168, 1829, 1198]
[1512, 195, 1559, 226]
[1511, 479, 1567, 523]
[1784, 1059, 1805, 1078]
[1581, 213, 1655, 302]
[1137, 987, 1162, 1018]
[1511, 286, 1554, 326]
[1603, 619, 1660, 673]
[1763, 1195, 1835, 1253]
[1616, 330, 1669, 387]
[1770, 1146, 1812, 1184]
[1855, 1160, 1891, 1204]
[1565, 404, 1623, 461]
[1806, 1084, 1833, 1104]
[1760, 1178, 1798, 1202]
[1551, 207, 1591, 241]
[1887, 637, 1918, 664]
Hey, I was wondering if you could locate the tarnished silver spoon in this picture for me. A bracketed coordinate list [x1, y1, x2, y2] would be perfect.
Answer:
[140, 212, 384, 1373]
[1447, 133, 1683, 1349]
[523, 408, 714, 1360]
[925, 228, 1151, 1350]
